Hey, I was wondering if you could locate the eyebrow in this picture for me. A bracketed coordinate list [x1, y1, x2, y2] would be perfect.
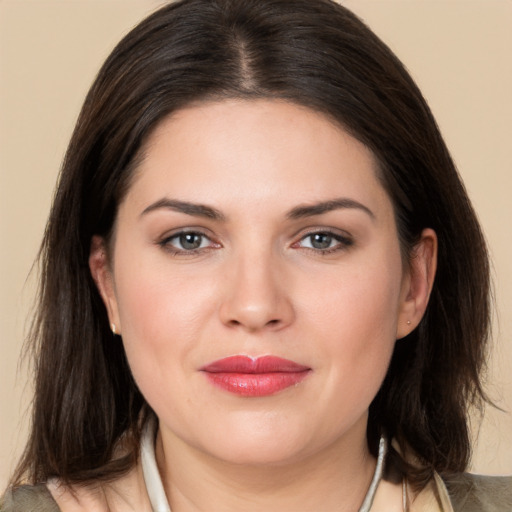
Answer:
[140, 198, 226, 221]
[140, 197, 374, 222]
[286, 198, 375, 220]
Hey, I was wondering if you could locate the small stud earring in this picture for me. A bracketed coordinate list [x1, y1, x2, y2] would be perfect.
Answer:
[111, 323, 117, 335]
[406, 320, 411, 325]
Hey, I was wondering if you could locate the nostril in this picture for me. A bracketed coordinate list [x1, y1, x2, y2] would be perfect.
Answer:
[226, 318, 281, 330]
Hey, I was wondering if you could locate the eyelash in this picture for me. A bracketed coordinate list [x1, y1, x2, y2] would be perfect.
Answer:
[157, 229, 353, 256]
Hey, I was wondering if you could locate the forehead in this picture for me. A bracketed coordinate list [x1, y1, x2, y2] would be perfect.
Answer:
[122, 99, 391, 219]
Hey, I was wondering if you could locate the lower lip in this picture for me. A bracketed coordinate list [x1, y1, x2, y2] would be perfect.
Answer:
[203, 371, 310, 397]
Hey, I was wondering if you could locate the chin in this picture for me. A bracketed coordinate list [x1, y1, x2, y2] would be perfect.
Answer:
[209, 439, 307, 467]
[193, 415, 319, 466]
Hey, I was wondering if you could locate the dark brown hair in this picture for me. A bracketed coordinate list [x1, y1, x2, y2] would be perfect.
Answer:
[12, 0, 490, 490]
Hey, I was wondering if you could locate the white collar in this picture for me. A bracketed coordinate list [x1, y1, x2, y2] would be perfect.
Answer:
[140, 420, 386, 512]
[140, 419, 171, 512]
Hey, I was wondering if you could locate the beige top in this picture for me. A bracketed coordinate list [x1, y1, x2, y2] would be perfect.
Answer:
[42, 468, 454, 512]
[4, 463, 512, 511]
[44, 450, 455, 512]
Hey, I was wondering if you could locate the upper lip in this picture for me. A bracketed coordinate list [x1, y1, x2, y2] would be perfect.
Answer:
[200, 355, 310, 374]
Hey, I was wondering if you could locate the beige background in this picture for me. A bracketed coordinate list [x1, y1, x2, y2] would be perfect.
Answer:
[1, 0, 511, 488]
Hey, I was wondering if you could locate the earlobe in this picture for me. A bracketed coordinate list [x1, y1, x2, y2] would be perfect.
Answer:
[89, 235, 121, 334]
[396, 228, 437, 339]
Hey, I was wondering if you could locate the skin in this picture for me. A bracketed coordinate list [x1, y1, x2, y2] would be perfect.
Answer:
[90, 99, 437, 512]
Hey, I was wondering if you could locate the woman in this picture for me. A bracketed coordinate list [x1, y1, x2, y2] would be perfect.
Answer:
[2, 0, 511, 510]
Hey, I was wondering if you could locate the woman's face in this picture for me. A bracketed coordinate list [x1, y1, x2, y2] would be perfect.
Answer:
[92, 99, 429, 466]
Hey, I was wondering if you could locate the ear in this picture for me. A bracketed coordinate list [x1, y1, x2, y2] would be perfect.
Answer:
[396, 228, 437, 339]
[89, 235, 122, 335]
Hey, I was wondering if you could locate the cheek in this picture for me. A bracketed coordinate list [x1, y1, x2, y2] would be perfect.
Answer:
[111, 254, 220, 395]
[112, 271, 210, 421]
[303, 250, 403, 376]
[114, 252, 217, 339]
[299, 259, 403, 433]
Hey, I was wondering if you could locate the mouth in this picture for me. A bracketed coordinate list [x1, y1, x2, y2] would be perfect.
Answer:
[200, 355, 311, 397]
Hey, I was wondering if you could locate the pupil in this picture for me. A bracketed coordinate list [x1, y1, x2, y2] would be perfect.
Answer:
[312, 233, 331, 249]
[180, 233, 201, 250]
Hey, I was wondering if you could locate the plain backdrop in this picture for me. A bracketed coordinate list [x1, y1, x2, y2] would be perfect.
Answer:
[1, 0, 511, 488]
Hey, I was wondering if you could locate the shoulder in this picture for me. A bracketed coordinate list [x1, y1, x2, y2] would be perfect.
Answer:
[0, 484, 60, 512]
[442, 473, 512, 512]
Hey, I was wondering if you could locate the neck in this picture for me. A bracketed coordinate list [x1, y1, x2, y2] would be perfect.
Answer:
[155, 420, 377, 512]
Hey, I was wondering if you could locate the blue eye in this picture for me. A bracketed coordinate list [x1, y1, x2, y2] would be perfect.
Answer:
[296, 231, 353, 252]
[176, 233, 207, 250]
[303, 233, 336, 250]
[160, 231, 213, 252]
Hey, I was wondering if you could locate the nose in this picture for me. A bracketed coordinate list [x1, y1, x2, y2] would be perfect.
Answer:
[218, 250, 295, 332]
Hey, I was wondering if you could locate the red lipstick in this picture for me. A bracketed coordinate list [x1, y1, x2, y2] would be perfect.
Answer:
[200, 355, 311, 397]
